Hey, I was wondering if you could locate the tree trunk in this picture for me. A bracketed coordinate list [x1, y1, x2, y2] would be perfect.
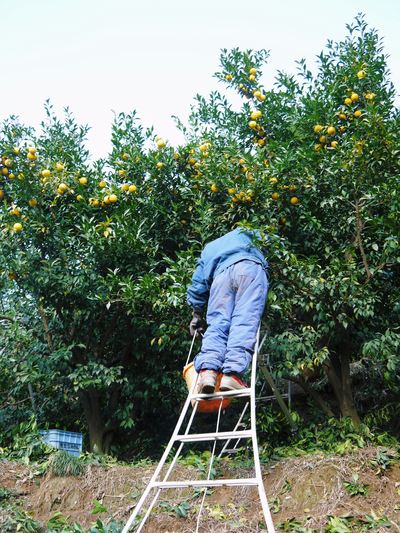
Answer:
[78, 390, 111, 454]
[339, 351, 361, 425]
[324, 353, 360, 426]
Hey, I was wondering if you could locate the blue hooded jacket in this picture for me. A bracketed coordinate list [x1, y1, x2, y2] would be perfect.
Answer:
[187, 228, 268, 311]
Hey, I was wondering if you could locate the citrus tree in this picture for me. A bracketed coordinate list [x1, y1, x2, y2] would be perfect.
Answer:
[178, 14, 400, 424]
[0, 106, 197, 453]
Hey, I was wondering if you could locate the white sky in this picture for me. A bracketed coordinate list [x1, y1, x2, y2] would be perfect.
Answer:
[1, 0, 399, 158]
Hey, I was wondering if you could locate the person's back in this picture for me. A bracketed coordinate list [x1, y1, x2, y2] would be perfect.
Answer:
[187, 227, 269, 394]
[187, 228, 267, 311]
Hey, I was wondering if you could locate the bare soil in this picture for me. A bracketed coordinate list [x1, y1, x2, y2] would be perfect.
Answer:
[1, 446, 399, 532]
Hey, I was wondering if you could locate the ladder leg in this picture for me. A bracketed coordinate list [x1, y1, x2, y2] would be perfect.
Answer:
[136, 398, 201, 532]
[122, 373, 200, 532]
[251, 329, 275, 533]
[135, 401, 200, 533]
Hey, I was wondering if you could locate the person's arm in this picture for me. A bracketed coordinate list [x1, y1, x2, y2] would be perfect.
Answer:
[187, 258, 209, 312]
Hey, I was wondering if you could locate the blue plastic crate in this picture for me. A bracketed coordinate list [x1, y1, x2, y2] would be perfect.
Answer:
[40, 429, 83, 456]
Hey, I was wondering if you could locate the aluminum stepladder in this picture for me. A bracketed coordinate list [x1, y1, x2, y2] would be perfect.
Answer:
[122, 330, 276, 533]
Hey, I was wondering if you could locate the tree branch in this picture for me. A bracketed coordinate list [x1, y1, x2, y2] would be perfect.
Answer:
[354, 199, 371, 283]
[38, 302, 54, 352]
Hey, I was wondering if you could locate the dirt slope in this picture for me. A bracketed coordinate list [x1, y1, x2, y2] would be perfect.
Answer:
[1, 446, 399, 532]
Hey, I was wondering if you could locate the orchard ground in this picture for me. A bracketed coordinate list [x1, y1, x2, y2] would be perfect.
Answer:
[1, 446, 399, 532]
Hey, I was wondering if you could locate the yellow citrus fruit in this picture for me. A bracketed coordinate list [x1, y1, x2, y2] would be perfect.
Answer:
[128, 184, 137, 193]
[13, 147, 20, 155]
[0, 189, 4, 200]
[365, 92, 376, 100]
[13, 222, 23, 232]
[271, 192, 280, 200]
[57, 183, 68, 194]
[340, 126, 346, 133]
[357, 70, 366, 79]
[109, 194, 118, 203]
[351, 92, 359, 102]
[225, 74, 233, 81]
[327, 126, 336, 135]
[1, 168, 8, 175]
[41, 169, 51, 178]
[239, 159, 245, 165]
[354, 110, 362, 118]
[55, 162, 64, 172]
[344, 97, 352, 106]
[9, 173, 15, 179]
[290, 196, 299, 205]
[253, 90, 262, 99]
[257, 139, 265, 146]
[331, 141, 338, 149]
[28, 146, 36, 154]
[121, 152, 129, 161]
[156, 138, 166, 149]
[269, 177, 278, 184]
[121, 183, 130, 191]
[338, 113, 347, 120]
[28, 198, 38, 207]
[79, 177, 88, 185]
[227, 187, 236, 194]
[11, 207, 21, 216]
[99, 181, 106, 188]
[314, 124, 323, 133]
[289, 185, 297, 192]
[319, 135, 327, 144]
[103, 195, 110, 204]
[248, 120, 257, 129]
[210, 183, 218, 193]
[76, 195, 83, 201]
[200, 143, 210, 152]
[27, 152, 37, 161]
[250, 110, 262, 120]
[4, 158, 12, 167]
[156, 162, 164, 169]
[249, 67, 257, 75]
[314, 144, 322, 151]
[259, 93, 266, 101]
[93, 199, 100, 206]
[249, 74, 256, 81]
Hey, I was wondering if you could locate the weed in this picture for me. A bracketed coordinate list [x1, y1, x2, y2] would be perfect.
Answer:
[369, 447, 397, 475]
[0, 487, 14, 502]
[270, 496, 282, 513]
[91, 499, 108, 515]
[343, 474, 369, 496]
[159, 500, 191, 518]
[48, 450, 85, 477]
[277, 517, 312, 531]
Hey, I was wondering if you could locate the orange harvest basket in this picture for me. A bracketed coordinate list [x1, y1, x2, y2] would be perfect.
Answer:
[182, 362, 231, 413]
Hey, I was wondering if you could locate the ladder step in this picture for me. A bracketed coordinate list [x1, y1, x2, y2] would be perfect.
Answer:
[190, 388, 251, 400]
[152, 478, 259, 489]
[175, 430, 252, 443]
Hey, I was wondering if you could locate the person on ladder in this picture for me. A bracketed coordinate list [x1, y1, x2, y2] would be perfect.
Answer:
[187, 227, 269, 394]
